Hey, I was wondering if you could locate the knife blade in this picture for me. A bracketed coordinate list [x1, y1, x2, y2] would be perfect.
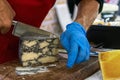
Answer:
[12, 20, 58, 37]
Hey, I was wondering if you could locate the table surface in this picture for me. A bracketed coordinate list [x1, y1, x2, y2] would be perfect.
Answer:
[0, 56, 99, 80]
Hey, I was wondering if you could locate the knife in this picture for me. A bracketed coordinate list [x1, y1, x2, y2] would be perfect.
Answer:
[12, 20, 58, 37]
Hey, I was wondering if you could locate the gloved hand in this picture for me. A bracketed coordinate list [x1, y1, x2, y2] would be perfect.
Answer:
[60, 22, 90, 68]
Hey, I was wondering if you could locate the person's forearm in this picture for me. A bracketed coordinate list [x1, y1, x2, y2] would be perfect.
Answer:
[75, 0, 99, 30]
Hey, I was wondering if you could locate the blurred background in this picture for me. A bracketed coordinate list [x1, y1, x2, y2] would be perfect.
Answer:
[40, 0, 120, 34]
[40, 0, 120, 49]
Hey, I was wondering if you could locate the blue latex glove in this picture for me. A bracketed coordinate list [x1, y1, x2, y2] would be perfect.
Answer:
[60, 22, 90, 68]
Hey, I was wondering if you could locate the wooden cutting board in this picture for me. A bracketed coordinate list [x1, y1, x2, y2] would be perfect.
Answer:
[0, 56, 99, 80]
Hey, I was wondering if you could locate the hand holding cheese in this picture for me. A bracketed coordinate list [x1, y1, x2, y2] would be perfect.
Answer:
[61, 0, 100, 68]
[60, 22, 90, 68]
[0, 0, 15, 34]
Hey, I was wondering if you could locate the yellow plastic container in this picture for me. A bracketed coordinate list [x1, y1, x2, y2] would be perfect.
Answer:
[99, 50, 120, 80]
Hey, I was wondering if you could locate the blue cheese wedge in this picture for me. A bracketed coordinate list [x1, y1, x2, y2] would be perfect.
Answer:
[19, 34, 59, 66]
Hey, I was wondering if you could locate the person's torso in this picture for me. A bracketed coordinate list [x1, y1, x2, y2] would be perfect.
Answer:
[7, 0, 56, 27]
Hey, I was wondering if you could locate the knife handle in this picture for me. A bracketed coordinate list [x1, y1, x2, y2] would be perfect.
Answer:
[12, 20, 18, 26]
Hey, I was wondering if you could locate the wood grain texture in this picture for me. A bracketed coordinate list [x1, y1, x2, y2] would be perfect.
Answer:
[0, 56, 99, 80]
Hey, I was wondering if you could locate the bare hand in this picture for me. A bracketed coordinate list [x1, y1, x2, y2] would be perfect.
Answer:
[0, 0, 15, 34]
